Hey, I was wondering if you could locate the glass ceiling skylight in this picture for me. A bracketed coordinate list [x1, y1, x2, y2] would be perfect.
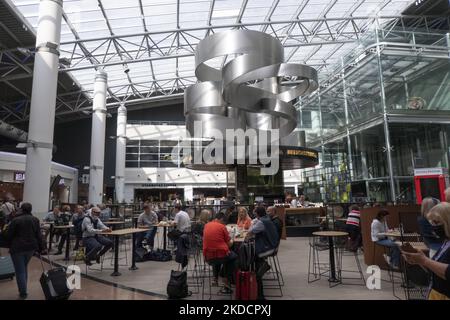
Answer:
[11, 0, 413, 102]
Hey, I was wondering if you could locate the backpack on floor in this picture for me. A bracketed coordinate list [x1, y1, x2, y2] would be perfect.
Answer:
[134, 247, 148, 263]
[166, 270, 190, 299]
[145, 249, 172, 262]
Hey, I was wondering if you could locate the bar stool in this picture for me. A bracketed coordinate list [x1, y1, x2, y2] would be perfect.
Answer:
[261, 248, 283, 297]
[202, 249, 233, 300]
[307, 236, 330, 283]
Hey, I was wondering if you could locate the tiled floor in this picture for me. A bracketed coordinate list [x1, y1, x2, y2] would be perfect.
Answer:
[1, 237, 403, 300]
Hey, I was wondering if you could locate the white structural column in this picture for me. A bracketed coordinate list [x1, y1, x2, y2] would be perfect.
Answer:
[23, 0, 63, 218]
[88, 70, 108, 205]
[115, 104, 127, 203]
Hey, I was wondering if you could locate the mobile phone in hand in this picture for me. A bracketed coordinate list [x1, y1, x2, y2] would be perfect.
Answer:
[400, 242, 416, 253]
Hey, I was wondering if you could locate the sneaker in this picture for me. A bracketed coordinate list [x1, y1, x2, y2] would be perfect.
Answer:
[383, 254, 391, 266]
[19, 293, 27, 300]
[219, 286, 233, 294]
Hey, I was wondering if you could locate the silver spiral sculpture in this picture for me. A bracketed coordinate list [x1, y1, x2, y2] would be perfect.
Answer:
[184, 30, 318, 140]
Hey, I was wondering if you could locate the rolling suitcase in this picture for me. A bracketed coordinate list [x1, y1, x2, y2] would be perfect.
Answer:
[0, 255, 15, 280]
[39, 256, 72, 300]
[235, 270, 258, 300]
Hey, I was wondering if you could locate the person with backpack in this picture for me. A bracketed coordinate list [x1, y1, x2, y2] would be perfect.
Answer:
[72, 205, 85, 251]
[81, 206, 112, 266]
[6, 202, 44, 299]
[246, 206, 280, 300]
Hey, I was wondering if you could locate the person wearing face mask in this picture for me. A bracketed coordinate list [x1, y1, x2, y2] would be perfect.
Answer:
[418, 197, 443, 257]
[402, 202, 450, 300]
[82, 206, 112, 266]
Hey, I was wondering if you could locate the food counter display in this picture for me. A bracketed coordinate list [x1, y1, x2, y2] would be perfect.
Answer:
[276, 206, 324, 237]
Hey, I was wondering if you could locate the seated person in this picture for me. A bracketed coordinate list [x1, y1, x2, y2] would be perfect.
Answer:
[136, 204, 158, 250]
[237, 207, 252, 230]
[44, 206, 71, 255]
[418, 197, 443, 257]
[192, 209, 210, 237]
[247, 206, 280, 300]
[402, 202, 450, 300]
[371, 209, 401, 269]
[173, 204, 191, 233]
[226, 206, 238, 224]
[72, 205, 85, 251]
[203, 211, 237, 293]
[99, 204, 112, 222]
[267, 206, 283, 240]
[345, 205, 362, 251]
[82, 207, 112, 265]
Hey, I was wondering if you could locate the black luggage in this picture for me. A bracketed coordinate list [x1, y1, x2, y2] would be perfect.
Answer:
[0, 255, 15, 280]
[166, 270, 190, 299]
[145, 249, 172, 262]
[39, 256, 72, 300]
[134, 247, 148, 262]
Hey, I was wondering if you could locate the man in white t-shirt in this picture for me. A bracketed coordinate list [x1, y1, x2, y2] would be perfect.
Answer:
[172, 204, 191, 232]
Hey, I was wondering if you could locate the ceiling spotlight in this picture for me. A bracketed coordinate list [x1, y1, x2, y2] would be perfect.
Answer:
[59, 57, 71, 67]
[17, 47, 31, 56]
[123, 63, 130, 74]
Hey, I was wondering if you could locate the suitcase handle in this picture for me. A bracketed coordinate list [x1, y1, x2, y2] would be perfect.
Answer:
[38, 252, 55, 273]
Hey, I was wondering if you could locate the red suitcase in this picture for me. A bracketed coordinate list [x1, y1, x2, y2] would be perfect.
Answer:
[235, 270, 258, 300]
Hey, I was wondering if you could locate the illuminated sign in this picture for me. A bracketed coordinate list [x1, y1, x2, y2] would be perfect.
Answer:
[285, 149, 318, 159]
[14, 172, 25, 181]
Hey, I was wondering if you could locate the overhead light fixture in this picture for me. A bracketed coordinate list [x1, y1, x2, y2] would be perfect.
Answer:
[17, 47, 31, 56]
[123, 62, 130, 74]
[59, 57, 71, 67]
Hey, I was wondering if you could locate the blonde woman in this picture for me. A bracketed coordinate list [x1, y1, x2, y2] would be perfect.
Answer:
[418, 197, 443, 257]
[237, 207, 252, 230]
[402, 202, 450, 300]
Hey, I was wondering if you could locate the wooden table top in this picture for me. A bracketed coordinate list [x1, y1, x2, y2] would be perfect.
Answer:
[101, 227, 150, 236]
[108, 218, 122, 221]
[379, 231, 421, 238]
[53, 224, 74, 229]
[313, 231, 348, 237]
[104, 221, 125, 225]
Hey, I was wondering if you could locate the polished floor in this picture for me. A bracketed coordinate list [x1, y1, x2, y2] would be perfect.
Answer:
[1, 235, 402, 300]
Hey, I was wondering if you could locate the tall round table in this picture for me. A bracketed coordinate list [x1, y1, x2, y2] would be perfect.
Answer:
[312, 231, 348, 283]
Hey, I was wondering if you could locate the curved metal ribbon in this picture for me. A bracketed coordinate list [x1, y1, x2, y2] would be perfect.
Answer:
[185, 29, 318, 139]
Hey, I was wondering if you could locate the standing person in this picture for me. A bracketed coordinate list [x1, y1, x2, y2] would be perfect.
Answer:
[402, 202, 450, 300]
[237, 207, 252, 230]
[267, 206, 283, 241]
[371, 209, 401, 269]
[136, 204, 158, 250]
[82, 207, 112, 265]
[418, 197, 443, 257]
[345, 205, 362, 251]
[6, 203, 44, 299]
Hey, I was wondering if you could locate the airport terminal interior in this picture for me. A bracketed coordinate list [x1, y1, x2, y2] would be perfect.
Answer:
[1, 0, 450, 301]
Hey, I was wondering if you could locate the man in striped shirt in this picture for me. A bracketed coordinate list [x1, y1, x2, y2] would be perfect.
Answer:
[345, 205, 362, 252]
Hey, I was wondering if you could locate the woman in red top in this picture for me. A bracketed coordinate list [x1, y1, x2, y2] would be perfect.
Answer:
[237, 207, 252, 230]
[203, 211, 237, 293]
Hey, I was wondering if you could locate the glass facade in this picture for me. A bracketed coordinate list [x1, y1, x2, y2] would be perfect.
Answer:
[298, 27, 450, 203]
[126, 139, 183, 168]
